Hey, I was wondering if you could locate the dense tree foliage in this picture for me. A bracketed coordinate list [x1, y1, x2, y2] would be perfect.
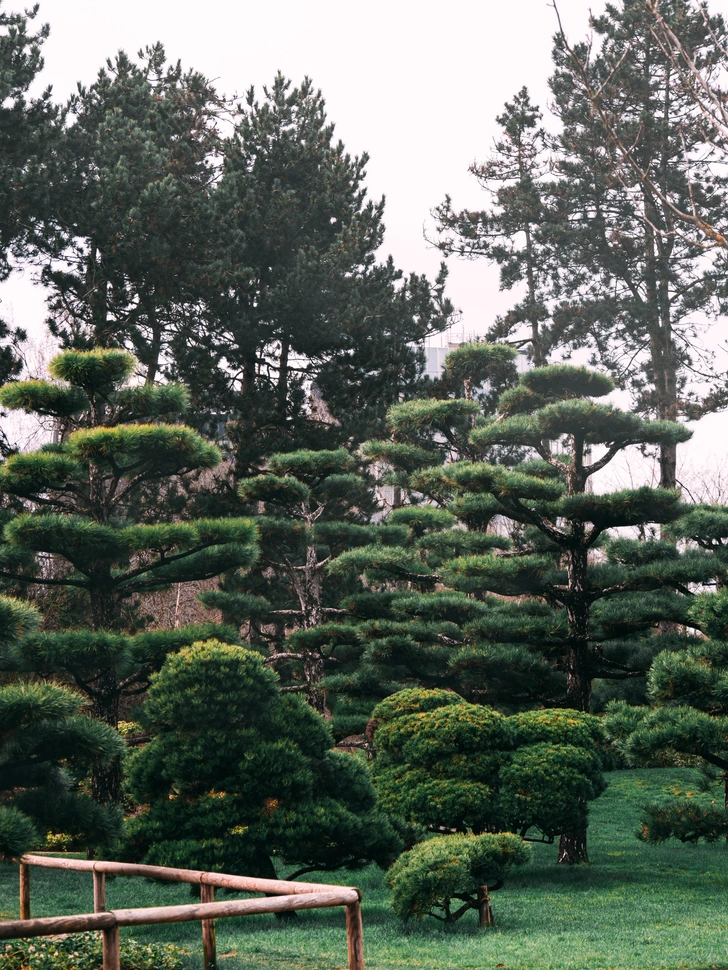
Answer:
[0, 595, 123, 857]
[370, 688, 607, 856]
[125, 640, 402, 879]
[0, 348, 258, 802]
[387, 832, 529, 925]
[201, 448, 390, 712]
[606, 515, 728, 843]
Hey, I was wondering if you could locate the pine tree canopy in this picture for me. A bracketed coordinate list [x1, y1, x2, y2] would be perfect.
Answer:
[0, 349, 259, 805]
[370, 688, 606, 844]
[605, 582, 728, 844]
[0, 594, 123, 857]
[124, 640, 402, 879]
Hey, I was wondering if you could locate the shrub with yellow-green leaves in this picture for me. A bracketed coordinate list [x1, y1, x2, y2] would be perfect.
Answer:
[371, 689, 606, 845]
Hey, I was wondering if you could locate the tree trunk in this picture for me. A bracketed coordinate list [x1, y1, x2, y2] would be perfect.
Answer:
[89, 587, 124, 805]
[477, 885, 494, 926]
[557, 825, 588, 864]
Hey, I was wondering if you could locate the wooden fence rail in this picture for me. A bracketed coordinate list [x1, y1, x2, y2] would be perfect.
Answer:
[7, 854, 364, 970]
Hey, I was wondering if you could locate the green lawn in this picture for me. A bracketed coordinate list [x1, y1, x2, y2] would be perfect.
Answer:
[2, 768, 727, 970]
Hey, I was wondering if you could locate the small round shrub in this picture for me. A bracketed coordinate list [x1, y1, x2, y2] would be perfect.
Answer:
[387, 832, 529, 923]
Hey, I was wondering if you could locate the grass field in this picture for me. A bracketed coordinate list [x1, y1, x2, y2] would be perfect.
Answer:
[1, 768, 727, 970]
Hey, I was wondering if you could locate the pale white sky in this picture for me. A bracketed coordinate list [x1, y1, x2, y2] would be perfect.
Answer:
[2, 0, 727, 486]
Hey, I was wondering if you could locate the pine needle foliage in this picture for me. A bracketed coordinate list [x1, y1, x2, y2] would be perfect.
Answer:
[124, 640, 402, 880]
[0, 594, 123, 857]
[370, 688, 606, 848]
[387, 832, 529, 924]
[201, 448, 384, 714]
[0, 348, 258, 804]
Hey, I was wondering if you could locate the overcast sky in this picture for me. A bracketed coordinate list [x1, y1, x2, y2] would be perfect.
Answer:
[2, 0, 728, 487]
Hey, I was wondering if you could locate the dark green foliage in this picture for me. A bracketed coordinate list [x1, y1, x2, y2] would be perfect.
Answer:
[0, 1, 56, 278]
[604, 578, 728, 844]
[201, 448, 380, 713]
[167, 73, 452, 471]
[387, 833, 529, 923]
[0, 594, 124, 858]
[370, 688, 606, 845]
[638, 801, 728, 844]
[125, 640, 402, 879]
[0, 349, 258, 805]
[335, 361, 699, 746]
[36, 45, 223, 385]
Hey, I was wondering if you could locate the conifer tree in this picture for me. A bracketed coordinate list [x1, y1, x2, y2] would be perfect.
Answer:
[370, 688, 606, 850]
[433, 89, 555, 366]
[322, 358, 703, 861]
[200, 448, 385, 713]
[547, 0, 728, 488]
[35, 45, 223, 384]
[0, 595, 123, 857]
[605, 505, 728, 843]
[0, 348, 258, 803]
[171, 74, 453, 471]
[125, 640, 402, 880]
[0, 0, 56, 280]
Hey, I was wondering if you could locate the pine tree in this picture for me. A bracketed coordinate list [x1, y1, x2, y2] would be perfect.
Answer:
[433, 88, 556, 366]
[0, 348, 258, 803]
[323, 358, 705, 861]
[0, 595, 123, 857]
[605, 505, 728, 843]
[170, 74, 452, 472]
[0, 0, 56, 279]
[34, 44, 223, 384]
[548, 0, 728, 488]
[124, 640, 402, 880]
[200, 448, 385, 713]
[370, 688, 606, 852]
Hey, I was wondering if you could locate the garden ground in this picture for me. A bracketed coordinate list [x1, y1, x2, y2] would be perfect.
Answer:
[1, 768, 727, 970]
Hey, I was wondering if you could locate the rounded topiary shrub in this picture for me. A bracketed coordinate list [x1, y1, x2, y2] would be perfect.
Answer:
[387, 832, 529, 925]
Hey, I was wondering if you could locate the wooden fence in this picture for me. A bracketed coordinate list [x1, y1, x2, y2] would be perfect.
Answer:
[0, 854, 364, 970]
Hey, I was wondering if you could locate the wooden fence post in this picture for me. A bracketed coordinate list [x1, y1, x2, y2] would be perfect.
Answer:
[201, 884, 216, 969]
[345, 900, 364, 970]
[19, 864, 30, 920]
[94, 872, 106, 913]
[102, 923, 121, 970]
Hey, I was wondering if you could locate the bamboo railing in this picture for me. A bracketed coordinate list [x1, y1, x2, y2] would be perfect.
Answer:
[3, 854, 364, 970]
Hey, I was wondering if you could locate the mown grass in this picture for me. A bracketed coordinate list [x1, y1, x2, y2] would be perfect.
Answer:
[1, 768, 727, 970]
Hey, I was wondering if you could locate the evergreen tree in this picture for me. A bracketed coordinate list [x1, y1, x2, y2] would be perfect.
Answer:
[125, 640, 402, 880]
[548, 0, 728, 488]
[0, 0, 56, 279]
[433, 88, 556, 366]
[170, 74, 452, 471]
[0, 595, 123, 858]
[33, 44, 223, 384]
[605, 506, 728, 842]
[0, 1, 58, 451]
[0, 348, 258, 803]
[387, 833, 529, 926]
[370, 688, 606, 851]
[201, 448, 387, 712]
[324, 360, 704, 861]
